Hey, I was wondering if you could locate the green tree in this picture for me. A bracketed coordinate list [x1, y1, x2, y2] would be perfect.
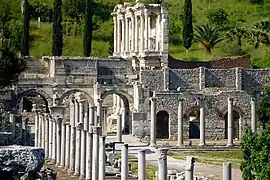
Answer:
[207, 8, 229, 28]
[52, 0, 63, 56]
[63, 0, 85, 21]
[226, 27, 247, 47]
[21, 0, 30, 56]
[253, 20, 270, 44]
[257, 86, 270, 129]
[246, 29, 268, 48]
[194, 24, 224, 53]
[0, 44, 26, 88]
[83, 0, 93, 57]
[108, 30, 114, 55]
[182, 0, 193, 50]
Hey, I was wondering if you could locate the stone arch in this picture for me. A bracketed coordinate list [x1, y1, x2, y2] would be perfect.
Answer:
[101, 89, 133, 134]
[16, 89, 52, 113]
[59, 89, 95, 106]
[156, 110, 169, 139]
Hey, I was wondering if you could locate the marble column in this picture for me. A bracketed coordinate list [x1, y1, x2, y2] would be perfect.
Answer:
[84, 104, 89, 131]
[131, 16, 135, 52]
[80, 130, 87, 179]
[150, 97, 157, 147]
[51, 118, 57, 164]
[41, 114, 45, 149]
[158, 148, 168, 180]
[138, 149, 146, 180]
[65, 124, 71, 170]
[92, 126, 101, 180]
[223, 162, 232, 180]
[199, 103, 206, 146]
[34, 110, 39, 147]
[140, 14, 144, 51]
[74, 122, 83, 176]
[227, 98, 234, 147]
[44, 114, 49, 159]
[99, 136, 106, 180]
[251, 98, 256, 133]
[121, 144, 128, 180]
[113, 16, 117, 54]
[86, 130, 93, 180]
[125, 18, 129, 52]
[156, 14, 161, 51]
[38, 113, 42, 147]
[96, 99, 103, 134]
[49, 117, 53, 160]
[69, 98, 76, 174]
[60, 122, 66, 167]
[56, 118, 62, 166]
[177, 99, 184, 147]
[117, 113, 122, 142]
[89, 106, 95, 130]
[117, 19, 121, 54]
[79, 100, 84, 123]
[185, 156, 195, 180]
[75, 100, 79, 123]
[121, 19, 125, 53]
[134, 15, 138, 52]
[22, 118, 28, 146]
[144, 10, 149, 50]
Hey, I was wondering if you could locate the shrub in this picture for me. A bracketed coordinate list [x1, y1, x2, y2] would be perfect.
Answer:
[207, 8, 229, 28]
[29, 3, 53, 22]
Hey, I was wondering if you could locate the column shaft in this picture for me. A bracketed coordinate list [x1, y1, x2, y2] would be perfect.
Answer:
[177, 100, 183, 146]
[89, 106, 95, 130]
[113, 16, 117, 54]
[41, 115, 45, 148]
[65, 124, 71, 169]
[121, 144, 128, 180]
[80, 130, 86, 178]
[74, 124, 82, 176]
[223, 162, 232, 180]
[92, 126, 101, 180]
[138, 150, 146, 180]
[84, 105, 89, 131]
[134, 15, 138, 52]
[156, 14, 160, 51]
[52, 120, 56, 163]
[117, 114, 122, 142]
[125, 18, 129, 52]
[69, 126, 76, 173]
[199, 106, 206, 146]
[38, 113, 42, 147]
[121, 19, 125, 53]
[60, 123, 66, 167]
[96, 99, 103, 134]
[144, 11, 149, 50]
[140, 15, 144, 51]
[99, 136, 106, 180]
[56, 120, 62, 166]
[185, 156, 195, 180]
[117, 19, 121, 54]
[251, 99, 256, 133]
[49, 118, 53, 160]
[45, 114, 49, 159]
[86, 132, 93, 180]
[158, 149, 168, 180]
[131, 16, 135, 52]
[227, 98, 234, 147]
[150, 98, 157, 146]
[34, 112, 39, 147]
[75, 101, 79, 123]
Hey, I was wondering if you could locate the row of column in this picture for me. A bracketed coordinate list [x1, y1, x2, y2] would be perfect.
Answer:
[149, 97, 257, 147]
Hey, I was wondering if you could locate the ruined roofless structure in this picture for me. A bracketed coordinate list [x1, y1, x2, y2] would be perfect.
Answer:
[6, 1, 270, 144]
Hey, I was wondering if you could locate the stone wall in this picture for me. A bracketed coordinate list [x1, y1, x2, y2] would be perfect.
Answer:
[205, 69, 236, 88]
[140, 70, 164, 92]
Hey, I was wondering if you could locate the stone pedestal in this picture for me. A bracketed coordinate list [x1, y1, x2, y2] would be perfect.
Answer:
[185, 156, 195, 180]
[65, 124, 71, 170]
[199, 105, 206, 146]
[251, 98, 256, 133]
[86, 131, 93, 180]
[117, 113, 122, 142]
[223, 162, 232, 180]
[92, 126, 101, 180]
[138, 150, 146, 180]
[227, 98, 234, 147]
[150, 97, 157, 147]
[74, 123, 83, 176]
[99, 136, 106, 180]
[121, 144, 129, 180]
[177, 99, 183, 147]
[158, 148, 168, 180]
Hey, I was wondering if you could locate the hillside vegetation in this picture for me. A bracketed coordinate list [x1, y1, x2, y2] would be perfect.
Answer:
[3, 0, 270, 68]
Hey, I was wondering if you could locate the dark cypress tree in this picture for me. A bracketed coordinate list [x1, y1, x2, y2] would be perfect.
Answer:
[182, 0, 193, 50]
[21, 0, 30, 56]
[52, 0, 63, 56]
[108, 31, 114, 55]
[83, 0, 93, 57]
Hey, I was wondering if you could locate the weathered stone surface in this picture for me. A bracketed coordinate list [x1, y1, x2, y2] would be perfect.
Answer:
[0, 145, 44, 179]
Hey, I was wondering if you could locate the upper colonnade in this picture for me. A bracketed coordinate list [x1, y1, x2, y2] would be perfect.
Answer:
[111, 2, 169, 69]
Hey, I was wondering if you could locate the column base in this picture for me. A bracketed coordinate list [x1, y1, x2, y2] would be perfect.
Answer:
[149, 142, 157, 147]
[176, 143, 184, 147]
[49, 159, 56, 164]
[226, 143, 234, 147]
[67, 169, 75, 175]
[199, 142, 206, 147]
[64, 165, 70, 170]
[73, 172, 80, 177]
[79, 175, 85, 180]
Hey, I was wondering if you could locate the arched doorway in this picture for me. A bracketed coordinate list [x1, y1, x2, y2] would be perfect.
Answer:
[224, 110, 240, 139]
[184, 106, 200, 139]
[156, 111, 169, 139]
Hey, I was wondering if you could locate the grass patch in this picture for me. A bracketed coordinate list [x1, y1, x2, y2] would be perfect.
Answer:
[168, 150, 243, 168]
[130, 161, 157, 179]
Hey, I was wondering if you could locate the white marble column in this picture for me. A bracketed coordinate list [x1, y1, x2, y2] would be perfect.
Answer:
[117, 113, 122, 142]
[92, 126, 101, 180]
[227, 98, 234, 147]
[65, 124, 71, 170]
[156, 13, 161, 51]
[89, 106, 95, 130]
[121, 144, 129, 180]
[96, 99, 103, 134]
[134, 15, 138, 52]
[185, 156, 195, 179]
[80, 129, 86, 179]
[56, 118, 62, 166]
[144, 10, 149, 50]
[49, 117, 53, 160]
[150, 97, 157, 147]
[113, 16, 117, 54]
[251, 98, 256, 133]
[223, 162, 232, 180]
[140, 14, 144, 51]
[38, 113, 42, 147]
[74, 123, 83, 176]
[44, 114, 49, 159]
[121, 19, 125, 53]
[158, 148, 168, 180]
[138, 149, 146, 180]
[177, 99, 184, 147]
[125, 18, 129, 53]
[117, 19, 121, 54]
[131, 16, 135, 52]
[69, 98, 76, 174]
[99, 136, 106, 180]
[199, 103, 206, 146]
[41, 114, 45, 149]
[51, 118, 57, 164]
[84, 104, 89, 131]
[75, 100, 79, 123]
[79, 100, 84, 123]
[34, 108, 39, 147]
[60, 122, 66, 167]
[86, 130, 93, 180]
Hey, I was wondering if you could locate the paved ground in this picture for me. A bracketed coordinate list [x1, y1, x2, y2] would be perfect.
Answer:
[106, 135, 243, 180]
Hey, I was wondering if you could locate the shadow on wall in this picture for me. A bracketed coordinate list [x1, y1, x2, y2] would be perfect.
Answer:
[168, 54, 252, 69]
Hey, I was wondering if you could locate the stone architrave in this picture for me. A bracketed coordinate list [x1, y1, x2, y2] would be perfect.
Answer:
[56, 118, 62, 166]
[223, 162, 232, 180]
[177, 99, 184, 147]
[92, 126, 101, 180]
[65, 124, 71, 170]
[138, 149, 146, 180]
[150, 97, 157, 147]
[99, 136, 106, 180]
[86, 130, 93, 180]
[60, 122, 66, 167]
[227, 98, 234, 147]
[199, 101, 206, 146]
[121, 144, 129, 180]
[117, 113, 122, 142]
[251, 98, 256, 133]
[158, 148, 168, 180]
[74, 122, 83, 176]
